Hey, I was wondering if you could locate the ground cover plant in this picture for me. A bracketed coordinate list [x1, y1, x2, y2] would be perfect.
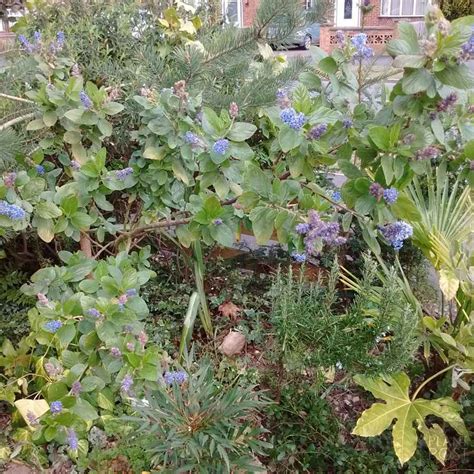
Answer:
[0, 1, 473, 472]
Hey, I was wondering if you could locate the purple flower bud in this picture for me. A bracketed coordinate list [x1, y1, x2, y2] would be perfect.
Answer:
[110, 347, 122, 358]
[79, 90, 93, 109]
[184, 131, 200, 146]
[115, 167, 133, 180]
[125, 288, 137, 297]
[71, 381, 82, 396]
[70, 160, 81, 170]
[121, 374, 133, 394]
[26, 411, 39, 426]
[36, 293, 49, 306]
[213, 218, 223, 225]
[67, 429, 78, 450]
[71, 64, 81, 77]
[3, 172, 17, 188]
[415, 146, 439, 160]
[308, 123, 327, 139]
[137, 331, 148, 347]
[126, 342, 135, 351]
[369, 182, 384, 201]
[35, 165, 45, 175]
[229, 102, 239, 119]
[342, 118, 353, 129]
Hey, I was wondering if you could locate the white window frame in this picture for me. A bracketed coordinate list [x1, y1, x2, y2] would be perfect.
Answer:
[380, 0, 430, 17]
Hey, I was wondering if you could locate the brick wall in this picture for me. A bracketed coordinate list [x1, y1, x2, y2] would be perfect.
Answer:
[242, 0, 258, 27]
[320, 0, 426, 53]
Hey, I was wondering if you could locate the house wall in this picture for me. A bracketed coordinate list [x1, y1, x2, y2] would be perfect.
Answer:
[320, 1, 426, 53]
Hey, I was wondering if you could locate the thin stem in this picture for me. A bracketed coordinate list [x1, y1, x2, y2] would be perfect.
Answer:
[0, 112, 36, 131]
[0, 93, 35, 104]
[411, 364, 456, 401]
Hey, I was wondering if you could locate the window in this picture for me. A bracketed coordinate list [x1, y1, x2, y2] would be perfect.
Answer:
[381, 0, 429, 16]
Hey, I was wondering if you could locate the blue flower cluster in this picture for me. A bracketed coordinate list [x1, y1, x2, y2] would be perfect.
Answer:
[50, 31, 66, 54]
[308, 123, 327, 139]
[79, 90, 93, 109]
[0, 201, 25, 220]
[115, 167, 133, 180]
[383, 188, 398, 205]
[36, 164, 45, 175]
[351, 33, 374, 60]
[50, 400, 63, 414]
[44, 320, 62, 333]
[164, 370, 188, 385]
[87, 308, 101, 318]
[280, 108, 306, 130]
[332, 190, 342, 202]
[213, 139, 230, 155]
[296, 211, 346, 256]
[126, 288, 137, 297]
[18, 32, 41, 53]
[379, 221, 413, 250]
[290, 251, 307, 263]
[342, 118, 353, 129]
[184, 131, 200, 146]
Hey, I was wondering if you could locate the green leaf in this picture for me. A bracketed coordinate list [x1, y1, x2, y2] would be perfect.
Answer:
[210, 223, 234, 247]
[392, 55, 426, 69]
[97, 119, 112, 137]
[353, 373, 466, 465]
[202, 107, 224, 137]
[143, 146, 166, 160]
[56, 324, 76, 347]
[63, 131, 82, 145]
[72, 398, 98, 421]
[397, 22, 421, 53]
[438, 269, 459, 301]
[279, 127, 302, 152]
[70, 212, 95, 230]
[402, 69, 434, 94]
[61, 195, 79, 216]
[249, 207, 277, 244]
[35, 217, 55, 243]
[227, 122, 257, 142]
[97, 389, 114, 411]
[26, 118, 46, 131]
[64, 108, 84, 124]
[391, 194, 422, 223]
[319, 56, 338, 74]
[435, 64, 474, 90]
[43, 111, 58, 127]
[102, 101, 124, 116]
[36, 201, 63, 219]
[368, 126, 391, 151]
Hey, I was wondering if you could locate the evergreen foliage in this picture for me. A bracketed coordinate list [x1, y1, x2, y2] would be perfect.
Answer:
[271, 258, 419, 375]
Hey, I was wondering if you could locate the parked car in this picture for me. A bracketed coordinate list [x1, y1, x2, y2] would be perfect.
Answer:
[267, 21, 320, 50]
[291, 22, 320, 49]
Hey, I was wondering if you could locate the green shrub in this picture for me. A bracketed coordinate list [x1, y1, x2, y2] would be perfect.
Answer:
[271, 258, 419, 375]
[124, 359, 270, 473]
